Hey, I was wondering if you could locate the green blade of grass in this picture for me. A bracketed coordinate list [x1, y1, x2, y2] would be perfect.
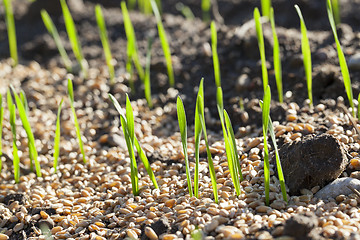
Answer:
[262, 85, 271, 206]
[224, 110, 243, 182]
[11, 87, 42, 177]
[60, 0, 88, 78]
[211, 21, 221, 88]
[201, 0, 211, 22]
[120, 114, 139, 195]
[194, 79, 204, 198]
[216, 87, 241, 196]
[108, 94, 139, 195]
[67, 79, 86, 163]
[295, 5, 313, 107]
[125, 94, 135, 143]
[261, 0, 271, 18]
[121, 1, 145, 84]
[19, 90, 28, 114]
[144, 37, 153, 108]
[268, 118, 287, 202]
[41, 9, 72, 72]
[175, 3, 195, 20]
[139, 0, 152, 15]
[7, 91, 19, 183]
[151, 0, 175, 87]
[134, 136, 159, 189]
[95, 5, 115, 84]
[127, 0, 136, 9]
[197, 92, 218, 203]
[331, 0, 340, 26]
[177, 96, 193, 197]
[327, 0, 354, 117]
[254, 8, 268, 92]
[269, 8, 283, 103]
[3, 0, 18, 66]
[53, 99, 63, 173]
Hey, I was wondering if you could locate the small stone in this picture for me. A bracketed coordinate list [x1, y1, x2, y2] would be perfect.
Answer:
[348, 53, 360, 71]
[165, 199, 176, 208]
[315, 177, 360, 199]
[162, 234, 177, 240]
[236, 74, 251, 92]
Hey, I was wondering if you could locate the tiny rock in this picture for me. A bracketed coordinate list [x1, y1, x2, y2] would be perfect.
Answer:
[315, 177, 360, 200]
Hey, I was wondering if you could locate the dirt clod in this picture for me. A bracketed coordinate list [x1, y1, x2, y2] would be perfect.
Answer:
[276, 134, 348, 195]
[283, 212, 318, 240]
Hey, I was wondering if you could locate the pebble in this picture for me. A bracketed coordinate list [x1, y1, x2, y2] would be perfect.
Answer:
[348, 53, 360, 71]
[145, 226, 158, 240]
[315, 177, 360, 199]
[0, 234, 8, 240]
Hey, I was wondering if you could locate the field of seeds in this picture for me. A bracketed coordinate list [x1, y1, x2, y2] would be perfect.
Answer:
[1, 0, 360, 239]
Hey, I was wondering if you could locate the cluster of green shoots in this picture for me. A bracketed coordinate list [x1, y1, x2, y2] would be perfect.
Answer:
[0, 79, 86, 182]
[109, 94, 158, 196]
[177, 79, 218, 203]
[254, 7, 287, 205]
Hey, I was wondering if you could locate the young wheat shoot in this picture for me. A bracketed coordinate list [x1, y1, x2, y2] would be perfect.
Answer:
[254, 8, 269, 92]
[144, 37, 153, 108]
[11, 87, 41, 177]
[67, 79, 86, 163]
[211, 21, 221, 88]
[121, 1, 145, 89]
[151, 0, 175, 87]
[269, 8, 283, 103]
[41, 9, 72, 72]
[3, 0, 18, 66]
[177, 96, 193, 197]
[262, 85, 271, 206]
[95, 4, 115, 84]
[7, 90, 20, 183]
[261, 0, 271, 18]
[295, 5, 313, 107]
[327, 0, 355, 117]
[60, 0, 88, 78]
[53, 99, 64, 173]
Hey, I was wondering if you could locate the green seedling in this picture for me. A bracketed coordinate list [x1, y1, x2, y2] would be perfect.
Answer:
[327, 0, 354, 117]
[254, 8, 268, 92]
[260, 99, 287, 203]
[53, 99, 63, 173]
[269, 8, 283, 103]
[202, 0, 211, 22]
[0, 94, 4, 171]
[239, 98, 244, 111]
[211, 21, 221, 88]
[127, 0, 136, 10]
[262, 85, 271, 206]
[295, 5, 313, 107]
[121, 1, 145, 90]
[217, 87, 242, 196]
[261, 0, 271, 18]
[195, 79, 218, 203]
[3, 0, 18, 66]
[176, 96, 193, 197]
[331, 0, 340, 26]
[151, 0, 175, 87]
[67, 79, 86, 163]
[175, 3, 195, 20]
[7, 90, 19, 183]
[95, 4, 115, 84]
[11, 87, 42, 177]
[41, 9, 72, 72]
[60, 0, 88, 78]
[19, 90, 28, 114]
[144, 37, 153, 108]
[191, 228, 203, 240]
[268, 119, 287, 202]
[139, 0, 152, 15]
[109, 94, 159, 195]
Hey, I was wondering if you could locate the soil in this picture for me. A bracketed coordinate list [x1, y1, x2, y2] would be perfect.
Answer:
[1, 0, 360, 239]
